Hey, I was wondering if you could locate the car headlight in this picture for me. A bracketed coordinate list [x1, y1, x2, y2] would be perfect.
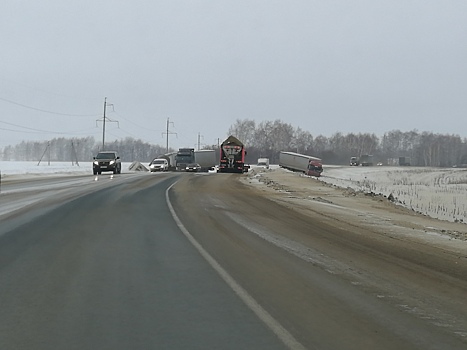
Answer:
[109, 160, 115, 165]
[93, 160, 98, 165]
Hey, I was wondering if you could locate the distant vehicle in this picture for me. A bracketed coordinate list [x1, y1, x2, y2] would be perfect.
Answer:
[307, 160, 323, 177]
[159, 152, 177, 171]
[279, 151, 323, 177]
[399, 156, 411, 166]
[360, 154, 374, 166]
[350, 156, 360, 166]
[149, 158, 169, 172]
[176, 148, 195, 171]
[93, 151, 121, 175]
[218, 135, 247, 173]
[257, 158, 270, 169]
[194, 149, 217, 172]
[185, 163, 201, 172]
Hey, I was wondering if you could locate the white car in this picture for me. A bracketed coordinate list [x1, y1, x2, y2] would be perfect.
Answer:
[149, 158, 169, 172]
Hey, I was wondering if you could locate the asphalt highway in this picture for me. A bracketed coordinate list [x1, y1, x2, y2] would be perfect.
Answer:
[0, 172, 466, 349]
[0, 173, 286, 350]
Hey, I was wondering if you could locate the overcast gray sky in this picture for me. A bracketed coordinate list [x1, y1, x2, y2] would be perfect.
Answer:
[1, 0, 466, 151]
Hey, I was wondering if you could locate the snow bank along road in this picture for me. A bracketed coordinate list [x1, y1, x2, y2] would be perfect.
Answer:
[1, 171, 467, 349]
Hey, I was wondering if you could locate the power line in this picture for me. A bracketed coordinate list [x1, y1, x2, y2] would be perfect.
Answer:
[0, 75, 102, 102]
[0, 120, 64, 134]
[0, 96, 98, 117]
[0, 120, 99, 136]
[0, 126, 46, 134]
[112, 111, 163, 133]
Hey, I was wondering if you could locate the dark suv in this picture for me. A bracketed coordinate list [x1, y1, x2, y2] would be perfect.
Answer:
[93, 151, 121, 175]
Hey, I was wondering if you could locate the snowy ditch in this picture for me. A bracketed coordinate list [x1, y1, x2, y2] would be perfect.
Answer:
[320, 166, 467, 224]
[249, 165, 467, 226]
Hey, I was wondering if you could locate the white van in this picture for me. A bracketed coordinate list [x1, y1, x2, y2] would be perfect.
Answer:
[257, 158, 270, 169]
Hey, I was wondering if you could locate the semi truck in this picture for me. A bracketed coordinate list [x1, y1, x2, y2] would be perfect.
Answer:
[399, 156, 411, 166]
[279, 151, 323, 177]
[194, 149, 217, 172]
[173, 148, 217, 172]
[360, 154, 374, 166]
[175, 148, 195, 171]
[218, 135, 247, 173]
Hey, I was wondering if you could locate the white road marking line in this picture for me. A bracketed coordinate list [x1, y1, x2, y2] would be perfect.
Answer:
[166, 182, 308, 350]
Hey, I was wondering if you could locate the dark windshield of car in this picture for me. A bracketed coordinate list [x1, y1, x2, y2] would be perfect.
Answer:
[96, 153, 116, 159]
[152, 160, 165, 164]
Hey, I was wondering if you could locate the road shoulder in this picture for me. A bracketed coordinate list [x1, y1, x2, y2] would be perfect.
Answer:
[241, 168, 467, 256]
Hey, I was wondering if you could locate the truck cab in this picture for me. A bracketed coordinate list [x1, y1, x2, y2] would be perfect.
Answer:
[176, 148, 195, 171]
[350, 157, 360, 166]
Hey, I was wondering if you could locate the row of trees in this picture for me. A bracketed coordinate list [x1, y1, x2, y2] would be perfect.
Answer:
[2, 119, 467, 167]
[0, 137, 170, 162]
[227, 119, 467, 167]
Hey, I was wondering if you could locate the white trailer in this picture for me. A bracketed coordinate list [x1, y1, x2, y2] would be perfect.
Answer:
[279, 151, 321, 173]
[194, 149, 217, 171]
[159, 152, 177, 171]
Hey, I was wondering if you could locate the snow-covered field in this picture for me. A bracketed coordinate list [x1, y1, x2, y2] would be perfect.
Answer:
[320, 165, 467, 224]
[0, 161, 136, 177]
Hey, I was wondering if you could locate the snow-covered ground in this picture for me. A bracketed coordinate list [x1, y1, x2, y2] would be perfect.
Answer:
[0, 161, 137, 178]
[250, 164, 467, 225]
[319, 165, 467, 224]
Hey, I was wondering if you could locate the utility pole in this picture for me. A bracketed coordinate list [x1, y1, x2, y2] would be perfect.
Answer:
[197, 132, 204, 150]
[162, 117, 177, 153]
[102, 97, 107, 149]
[37, 141, 50, 166]
[96, 97, 118, 151]
[71, 140, 79, 166]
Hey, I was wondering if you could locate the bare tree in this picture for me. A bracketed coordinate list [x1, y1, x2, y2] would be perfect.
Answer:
[292, 127, 314, 154]
[227, 119, 256, 146]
